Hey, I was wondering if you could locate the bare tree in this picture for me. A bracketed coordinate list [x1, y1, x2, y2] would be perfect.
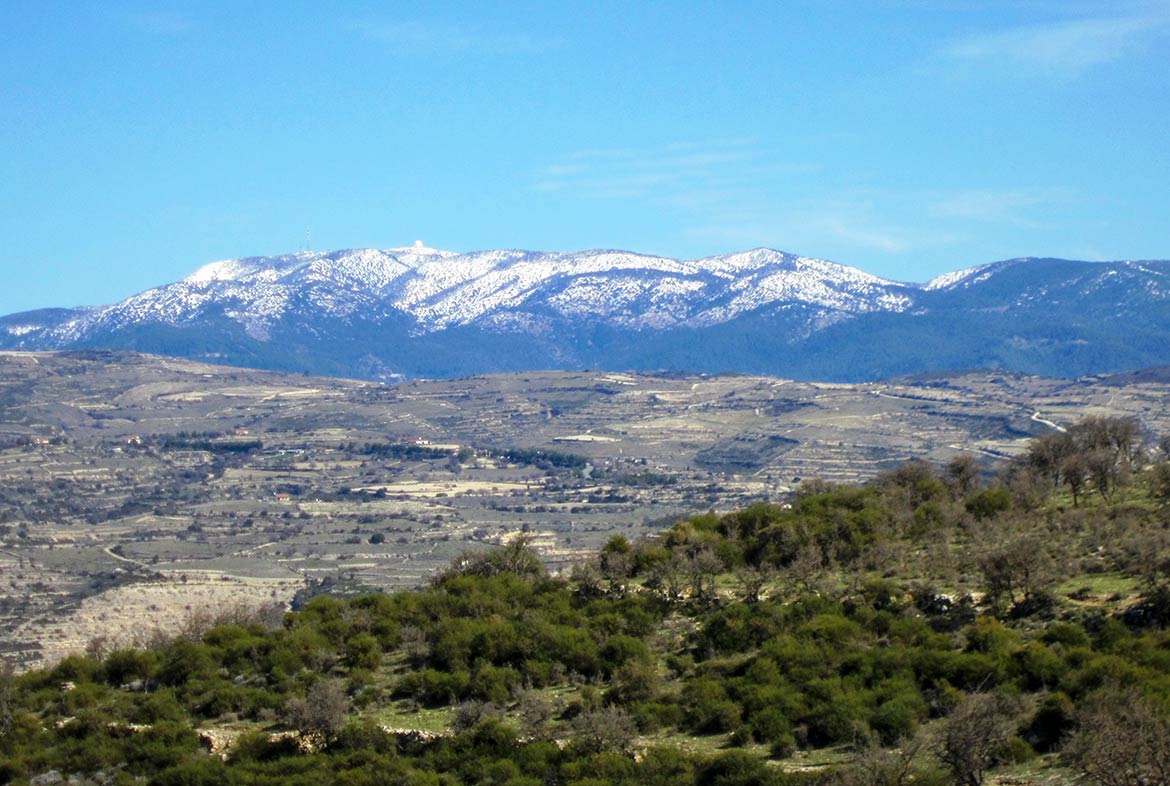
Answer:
[0, 662, 14, 740]
[570, 705, 637, 754]
[833, 736, 928, 786]
[734, 562, 776, 604]
[569, 557, 604, 596]
[646, 549, 689, 602]
[1148, 461, 1170, 507]
[1121, 531, 1170, 592]
[784, 543, 827, 597]
[1061, 452, 1088, 507]
[935, 692, 1018, 786]
[977, 534, 1054, 616]
[452, 700, 504, 733]
[1085, 448, 1120, 502]
[515, 688, 555, 737]
[599, 536, 634, 596]
[399, 624, 430, 665]
[1064, 686, 1170, 786]
[283, 679, 351, 744]
[686, 545, 724, 603]
[946, 453, 983, 500]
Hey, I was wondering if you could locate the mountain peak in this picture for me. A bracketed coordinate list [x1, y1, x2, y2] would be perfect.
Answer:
[385, 242, 458, 259]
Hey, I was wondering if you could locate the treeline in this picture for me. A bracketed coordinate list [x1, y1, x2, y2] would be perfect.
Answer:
[349, 441, 586, 472]
[155, 432, 264, 453]
[355, 441, 462, 462]
[3, 416, 1170, 786]
[488, 447, 588, 470]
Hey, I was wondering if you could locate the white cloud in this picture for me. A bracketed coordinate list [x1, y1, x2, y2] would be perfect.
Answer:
[929, 187, 1072, 225]
[684, 211, 930, 257]
[813, 217, 914, 254]
[538, 147, 1075, 259]
[534, 140, 765, 200]
[352, 19, 558, 55]
[942, 13, 1167, 75]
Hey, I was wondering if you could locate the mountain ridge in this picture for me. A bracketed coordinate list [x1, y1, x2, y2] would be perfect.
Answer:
[2, 246, 1167, 382]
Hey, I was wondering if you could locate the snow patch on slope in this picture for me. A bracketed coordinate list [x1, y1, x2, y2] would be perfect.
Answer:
[39, 245, 921, 344]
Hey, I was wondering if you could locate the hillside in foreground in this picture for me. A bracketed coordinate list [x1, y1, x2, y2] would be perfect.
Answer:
[8, 351, 1170, 673]
[3, 416, 1170, 785]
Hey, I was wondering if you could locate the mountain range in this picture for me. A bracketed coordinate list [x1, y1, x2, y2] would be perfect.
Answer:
[2, 245, 1168, 381]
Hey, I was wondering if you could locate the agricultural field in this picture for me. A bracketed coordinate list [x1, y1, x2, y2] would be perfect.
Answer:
[4, 350, 1170, 670]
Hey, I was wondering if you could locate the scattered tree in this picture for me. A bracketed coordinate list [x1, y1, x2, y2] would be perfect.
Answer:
[935, 692, 1019, 786]
[570, 705, 637, 754]
[1064, 686, 1170, 786]
[283, 679, 351, 744]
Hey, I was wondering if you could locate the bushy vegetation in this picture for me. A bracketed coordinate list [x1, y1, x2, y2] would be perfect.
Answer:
[4, 416, 1170, 785]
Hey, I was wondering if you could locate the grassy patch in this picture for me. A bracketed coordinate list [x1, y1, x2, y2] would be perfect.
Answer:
[1057, 572, 1140, 602]
[376, 702, 454, 735]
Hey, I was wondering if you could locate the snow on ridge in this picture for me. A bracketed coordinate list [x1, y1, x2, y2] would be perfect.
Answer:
[924, 258, 1040, 291]
[695, 248, 902, 287]
[184, 259, 255, 285]
[384, 243, 458, 258]
[42, 245, 931, 342]
[925, 265, 988, 291]
[4, 325, 38, 337]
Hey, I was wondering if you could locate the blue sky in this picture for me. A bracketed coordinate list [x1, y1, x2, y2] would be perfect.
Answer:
[1, 1, 1168, 314]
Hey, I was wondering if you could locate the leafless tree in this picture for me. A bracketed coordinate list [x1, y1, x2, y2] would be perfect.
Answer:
[452, 700, 504, 733]
[646, 549, 689, 602]
[977, 534, 1054, 615]
[399, 624, 429, 665]
[686, 545, 724, 603]
[784, 543, 827, 597]
[515, 688, 554, 737]
[569, 557, 604, 596]
[1120, 531, 1170, 592]
[1064, 686, 1170, 786]
[1148, 461, 1170, 507]
[570, 705, 637, 754]
[0, 661, 14, 740]
[832, 735, 928, 786]
[599, 545, 633, 596]
[1061, 452, 1088, 507]
[935, 692, 1019, 786]
[283, 679, 351, 744]
[946, 453, 983, 500]
[734, 562, 776, 603]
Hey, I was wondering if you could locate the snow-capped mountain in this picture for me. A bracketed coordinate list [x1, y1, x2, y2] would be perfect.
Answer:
[2, 247, 1169, 381]
[33, 246, 913, 340]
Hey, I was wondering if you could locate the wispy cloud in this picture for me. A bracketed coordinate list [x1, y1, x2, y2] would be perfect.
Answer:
[535, 139, 775, 200]
[941, 12, 1168, 76]
[929, 187, 1072, 226]
[538, 145, 952, 255]
[352, 19, 559, 55]
[813, 216, 915, 254]
[686, 212, 923, 257]
[538, 145, 1079, 260]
